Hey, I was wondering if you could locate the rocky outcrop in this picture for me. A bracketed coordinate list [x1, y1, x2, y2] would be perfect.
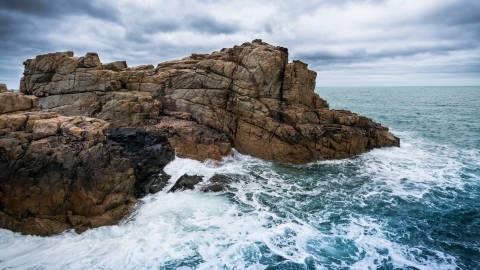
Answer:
[146, 116, 233, 161]
[0, 40, 400, 236]
[19, 39, 398, 163]
[0, 110, 136, 235]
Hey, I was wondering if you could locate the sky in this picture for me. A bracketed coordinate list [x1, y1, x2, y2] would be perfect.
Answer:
[1, 0, 479, 89]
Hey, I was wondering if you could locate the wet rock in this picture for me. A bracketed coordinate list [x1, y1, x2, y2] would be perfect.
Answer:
[169, 174, 204, 192]
[201, 174, 232, 192]
[107, 127, 175, 197]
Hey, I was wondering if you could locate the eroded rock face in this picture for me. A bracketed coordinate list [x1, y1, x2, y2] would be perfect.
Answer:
[0, 111, 136, 235]
[20, 39, 399, 163]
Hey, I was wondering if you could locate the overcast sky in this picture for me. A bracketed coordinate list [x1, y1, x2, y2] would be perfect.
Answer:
[1, 0, 479, 89]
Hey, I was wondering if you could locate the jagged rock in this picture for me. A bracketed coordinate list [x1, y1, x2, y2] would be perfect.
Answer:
[0, 111, 137, 235]
[201, 174, 232, 192]
[107, 127, 175, 197]
[19, 39, 399, 163]
[169, 174, 204, 192]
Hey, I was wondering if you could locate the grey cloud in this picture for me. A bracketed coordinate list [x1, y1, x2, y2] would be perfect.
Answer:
[295, 43, 458, 66]
[0, 0, 479, 88]
[188, 16, 238, 34]
[425, 0, 480, 26]
[0, 0, 119, 22]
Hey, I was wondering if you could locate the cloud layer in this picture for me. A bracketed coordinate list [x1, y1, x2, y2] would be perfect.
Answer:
[1, 0, 479, 88]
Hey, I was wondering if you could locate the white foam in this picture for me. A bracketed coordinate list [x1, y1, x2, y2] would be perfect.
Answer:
[162, 151, 252, 191]
[0, 134, 476, 268]
[341, 217, 458, 270]
[354, 130, 476, 200]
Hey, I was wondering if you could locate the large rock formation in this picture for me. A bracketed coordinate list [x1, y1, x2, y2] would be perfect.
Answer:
[19, 39, 399, 163]
[0, 40, 399, 235]
[0, 91, 173, 235]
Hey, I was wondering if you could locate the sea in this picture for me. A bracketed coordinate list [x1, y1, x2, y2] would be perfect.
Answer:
[1, 86, 479, 269]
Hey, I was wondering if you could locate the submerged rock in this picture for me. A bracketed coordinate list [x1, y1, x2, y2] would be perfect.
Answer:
[201, 174, 232, 192]
[169, 174, 204, 192]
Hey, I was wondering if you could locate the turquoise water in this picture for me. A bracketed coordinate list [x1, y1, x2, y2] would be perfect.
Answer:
[1, 87, 479, 269]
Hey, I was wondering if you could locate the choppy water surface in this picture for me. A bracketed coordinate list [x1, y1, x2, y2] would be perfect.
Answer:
[1, 86, 479, 269]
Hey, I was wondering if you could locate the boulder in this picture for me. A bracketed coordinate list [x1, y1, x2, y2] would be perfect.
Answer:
[201, 174, 232, 192]
[169, 174, 204, 192]
[0, 91, 38, 114]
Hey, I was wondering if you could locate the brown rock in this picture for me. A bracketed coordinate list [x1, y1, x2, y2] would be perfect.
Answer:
[0, 91, 38, 114]
[0, 83, 7, 92]
[147, 116, 233, 161]
[19, 40, 399, 164]
[103, 61, 127, 71]
[0, 112, 137, 235]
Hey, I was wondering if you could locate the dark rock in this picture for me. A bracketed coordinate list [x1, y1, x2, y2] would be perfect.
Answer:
[169, 174, 204, 192]
[107, 127, 175, 197]
[201, 174, 232, 192]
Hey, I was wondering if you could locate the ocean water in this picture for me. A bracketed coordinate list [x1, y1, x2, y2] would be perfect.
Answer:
[1, 86, 479, 269]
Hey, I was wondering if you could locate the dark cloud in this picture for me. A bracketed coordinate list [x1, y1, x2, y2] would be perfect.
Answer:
[425, 0, 480, 26]
[296, 42, 470, 66]
[188, 16, 238, 34]
[0, 0, 119, 22]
